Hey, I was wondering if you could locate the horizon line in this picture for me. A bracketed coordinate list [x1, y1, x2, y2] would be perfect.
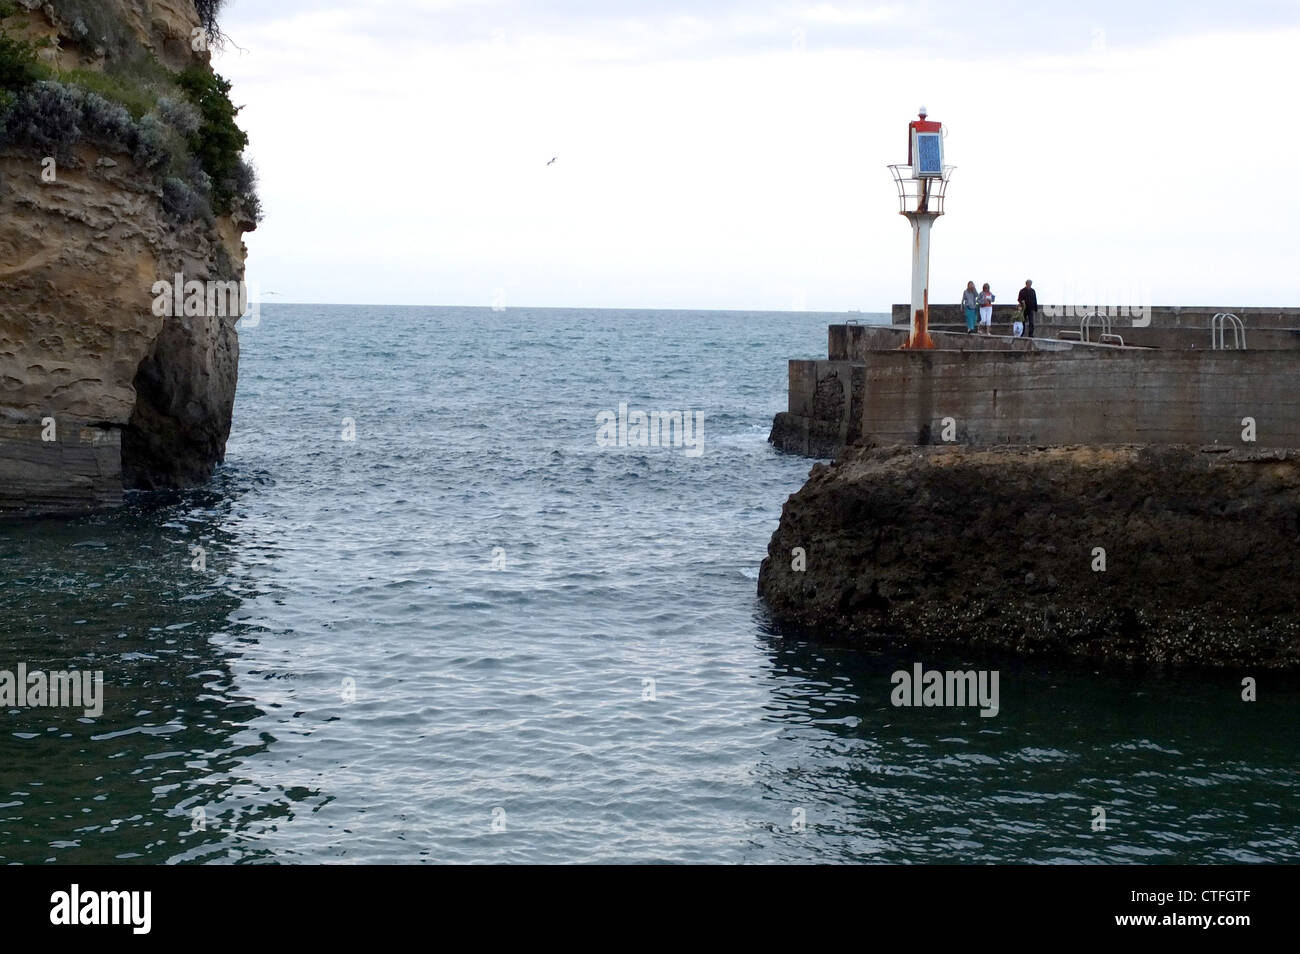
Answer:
[243, 301, 1300, 312]
[245, 303, 894, 313]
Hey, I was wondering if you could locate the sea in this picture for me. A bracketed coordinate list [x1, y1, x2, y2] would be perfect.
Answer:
[1, 304, 1296, 864]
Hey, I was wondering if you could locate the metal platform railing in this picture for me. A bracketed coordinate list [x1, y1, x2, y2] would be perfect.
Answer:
[887, 164, 955, 215]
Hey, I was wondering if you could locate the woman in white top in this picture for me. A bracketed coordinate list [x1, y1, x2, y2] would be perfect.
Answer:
[978, 283, 995, 334]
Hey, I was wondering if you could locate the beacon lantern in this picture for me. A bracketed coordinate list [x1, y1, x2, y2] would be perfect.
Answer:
[908, 107, 944, 177]
[889, 107, 954, 349]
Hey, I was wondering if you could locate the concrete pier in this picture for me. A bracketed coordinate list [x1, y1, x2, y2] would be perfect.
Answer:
[771, 311, 1300, 458]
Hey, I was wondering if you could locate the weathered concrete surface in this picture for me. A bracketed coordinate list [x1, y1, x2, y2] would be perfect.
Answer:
[905, 323, 1300, 351]
[771, 360, 854, 458]
[831, 324, 1089, 359]
[893, 303, 1300, 330]
[771, 347, 1300, 458]
[758, 444, 1300, 669]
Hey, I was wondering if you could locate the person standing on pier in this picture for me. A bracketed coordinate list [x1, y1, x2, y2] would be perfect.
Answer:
[962, 281, 979, 334]
[1017, 280, 1038, 338]
[978, 283, 995, 334]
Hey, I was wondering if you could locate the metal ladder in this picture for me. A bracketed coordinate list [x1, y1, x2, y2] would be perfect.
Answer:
[1080, 311, 1114, 343]
[1211, 313, 1245, 350]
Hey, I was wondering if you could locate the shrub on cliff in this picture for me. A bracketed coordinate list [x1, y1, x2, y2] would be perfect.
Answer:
[58, 67, 159, 120]
[176, 66, 248, 216]
[131, 111, 172, 170]
[1, 75, 259, 226]
[0, 4, 47, 112]
[233, 156, 261, 222]
[0, 80, 137, 160]
[157, 94, 201, 136]
[131, 99, 200, 174]
[0, 31, 41, 91]
[49, 0, 139, 61]
[161, 174, 207, 222]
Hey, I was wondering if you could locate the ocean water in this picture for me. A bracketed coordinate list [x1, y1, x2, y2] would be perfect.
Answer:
[1, 304, 1297, 864]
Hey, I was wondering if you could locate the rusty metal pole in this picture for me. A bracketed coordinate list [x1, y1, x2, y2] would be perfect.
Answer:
[902, 211, 938, 349]
[893, 108, 948, 350]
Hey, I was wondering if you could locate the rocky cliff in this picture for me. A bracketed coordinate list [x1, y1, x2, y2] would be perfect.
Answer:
[0, 0, 254, 512]
[758, 444, 1300, 669]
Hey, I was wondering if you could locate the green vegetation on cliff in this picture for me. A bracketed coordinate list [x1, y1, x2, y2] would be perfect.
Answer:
[0, 0, 258, 224]
[176, 66, 250, 216]
[0, 2, 45, 111]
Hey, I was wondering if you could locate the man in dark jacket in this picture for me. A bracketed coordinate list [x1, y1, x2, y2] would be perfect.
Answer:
[1017, 280, 1038, 338]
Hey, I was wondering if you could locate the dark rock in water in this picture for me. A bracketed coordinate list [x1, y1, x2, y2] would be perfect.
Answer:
[769, 410, 841, 459]
[122, 315, 239, 490]
[757, 444, 1300, 669]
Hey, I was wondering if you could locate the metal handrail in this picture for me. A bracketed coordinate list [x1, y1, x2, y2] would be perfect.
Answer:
[1211, 313, 1245, 350]
[1080, 311, 1113, 343]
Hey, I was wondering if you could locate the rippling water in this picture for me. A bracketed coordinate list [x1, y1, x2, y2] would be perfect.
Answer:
[2, 305, 1297, 863]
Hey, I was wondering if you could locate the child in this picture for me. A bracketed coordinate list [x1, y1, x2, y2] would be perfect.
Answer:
[1012, 305, 1024, 338]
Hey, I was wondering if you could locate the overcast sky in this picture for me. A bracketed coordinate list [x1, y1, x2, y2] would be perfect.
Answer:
[214, 0, 1300, 311]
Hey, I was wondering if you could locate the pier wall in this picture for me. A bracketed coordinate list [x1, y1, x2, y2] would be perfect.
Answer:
[771, 348, 1300, 457]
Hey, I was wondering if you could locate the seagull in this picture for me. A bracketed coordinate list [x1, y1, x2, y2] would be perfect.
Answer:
[546, 156, 557, 166]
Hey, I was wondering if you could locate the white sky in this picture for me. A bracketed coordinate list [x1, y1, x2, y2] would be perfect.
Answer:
[214, 0, 1300, 311]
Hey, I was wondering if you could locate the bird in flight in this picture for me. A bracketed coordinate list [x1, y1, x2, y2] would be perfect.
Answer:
[547, 156, 557, 166]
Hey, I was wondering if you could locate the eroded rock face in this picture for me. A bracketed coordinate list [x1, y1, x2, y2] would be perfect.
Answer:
[121, 307, 237, 490]
[758, 445, 1300, 669]
[0, 1, 249, 513]
[10, 0, 203, 72]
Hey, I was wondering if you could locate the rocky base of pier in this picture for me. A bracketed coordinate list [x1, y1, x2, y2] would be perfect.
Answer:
[758, 444, 1300, 669]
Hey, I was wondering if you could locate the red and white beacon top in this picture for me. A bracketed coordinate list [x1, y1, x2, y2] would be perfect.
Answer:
[907, 107, 944, 178]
